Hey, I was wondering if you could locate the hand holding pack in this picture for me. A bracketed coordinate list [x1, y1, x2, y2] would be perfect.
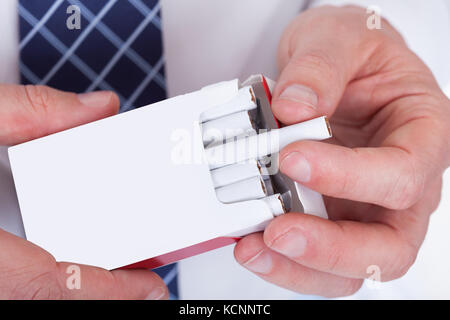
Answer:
[8, 75, 332, 270]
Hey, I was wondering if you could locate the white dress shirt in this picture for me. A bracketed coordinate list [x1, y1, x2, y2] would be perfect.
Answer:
[1, 0, 449, 299]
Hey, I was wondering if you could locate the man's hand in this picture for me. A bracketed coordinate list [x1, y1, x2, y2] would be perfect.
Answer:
[234, 6, 450, 297]
[0, 85, 168, 299]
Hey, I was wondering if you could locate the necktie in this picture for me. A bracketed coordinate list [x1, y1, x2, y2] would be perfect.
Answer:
[18, 0, 178, 299]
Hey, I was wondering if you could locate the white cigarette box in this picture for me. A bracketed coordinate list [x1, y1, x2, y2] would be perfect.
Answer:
[8, 75, 329, 270]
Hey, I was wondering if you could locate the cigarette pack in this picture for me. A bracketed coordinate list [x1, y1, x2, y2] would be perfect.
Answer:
[8, 75, 330, 270]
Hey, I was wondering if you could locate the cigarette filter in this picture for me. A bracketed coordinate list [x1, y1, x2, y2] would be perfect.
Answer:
[215, 176, 267, 204]
[210, 159, 261, 189]
[202, 111, 256, 145]
[199, 86, 257, 123]
[206, 116, 332, 169]
[263, 194, 287, 216]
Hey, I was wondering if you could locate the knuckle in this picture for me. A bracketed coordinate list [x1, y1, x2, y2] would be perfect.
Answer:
[396, 176, 423, 210]
[292, 51, 340, 83]
[325, 242, 344, 273]
[22, 85, 53, 114]
[324, 222, 348, 273]
[338, 152, 360, 197]
[12, 269, 64, 300]
[6, 251, 65, 300]
[385, 159, 425, 210]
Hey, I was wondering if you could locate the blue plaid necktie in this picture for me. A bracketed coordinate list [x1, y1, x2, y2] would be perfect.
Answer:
[19, 0, 178, 299]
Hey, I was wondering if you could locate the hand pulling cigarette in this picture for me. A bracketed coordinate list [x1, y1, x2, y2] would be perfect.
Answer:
[206, 116, 332, 169]
[200, 86, 257, 123]
[215, 176, 267, 203]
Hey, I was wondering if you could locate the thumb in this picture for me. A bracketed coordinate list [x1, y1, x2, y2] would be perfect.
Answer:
[271, 6, 391, 124]
[0, 229, 168, 300]
[56, 263, 169, 300]
[279, 140, 425, 210]
[0, 84, 120, 145]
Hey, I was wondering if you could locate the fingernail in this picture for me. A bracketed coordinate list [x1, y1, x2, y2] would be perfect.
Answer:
[278, 84, 318, 109]
[77, 91, 112, 108]
[145, 286, 166, 300]
[243, 250, 273, 274]
[269, 228, 307, 259]
[280, 152, 311, 183]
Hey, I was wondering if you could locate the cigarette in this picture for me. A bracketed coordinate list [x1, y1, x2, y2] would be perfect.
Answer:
[262, 193, 288, 216]
[206, 116, 332, 169]
[210, 159, 262, 189]
[215, 176, 267, 204]
[202, 111, 256, 145]
[200, 86, 257, 123]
